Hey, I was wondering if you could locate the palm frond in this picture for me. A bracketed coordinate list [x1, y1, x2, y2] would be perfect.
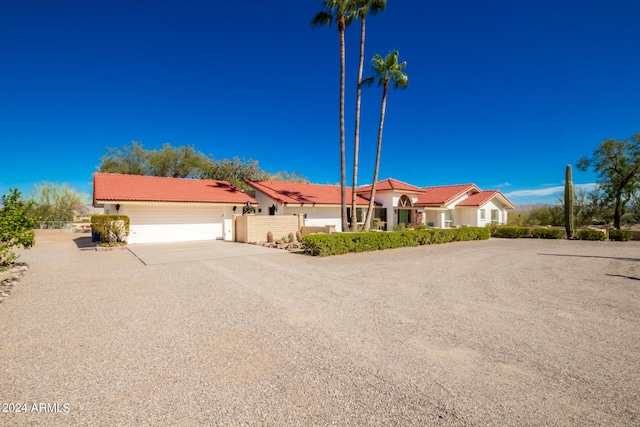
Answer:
[311, 11, 333, 28]
[361, 76, 375, 88]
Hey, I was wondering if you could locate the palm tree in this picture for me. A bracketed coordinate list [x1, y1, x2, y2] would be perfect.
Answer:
[312, 0, 355, 232]
[350, 0, 386, 231]
[363, 51, 409, 232]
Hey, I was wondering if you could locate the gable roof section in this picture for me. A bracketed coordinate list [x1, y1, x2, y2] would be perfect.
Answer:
[247, 181, 377, 206]
[357, 178, 425, 195]
[415, 184, 480, 206]
[457, 190, 515, 209]
[93, 173, 256, 205]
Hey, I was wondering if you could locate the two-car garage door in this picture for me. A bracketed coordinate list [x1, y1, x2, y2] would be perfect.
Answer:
[124, 204, 225, 244]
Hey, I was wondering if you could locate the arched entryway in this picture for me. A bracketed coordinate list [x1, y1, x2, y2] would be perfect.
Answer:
[397, 195, 413, 226]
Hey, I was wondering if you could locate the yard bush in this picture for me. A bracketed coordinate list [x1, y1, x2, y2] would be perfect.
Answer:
[575, 229, 606, 241]
[531, 228, 564, 239]
[608, 229, 632, 241]
[300, 227, 489, 256]
[493, 226, 532, 238]
[91, 215, 130, 245]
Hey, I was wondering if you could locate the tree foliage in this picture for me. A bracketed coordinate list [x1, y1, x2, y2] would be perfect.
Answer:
[29, 182, 89, 223]
[99, 141, 208, 178]
[577, 133, 640, 229]
[97, 141, 307, 191]
[0, 189, 37, 268]
[197, 157, 269, 191]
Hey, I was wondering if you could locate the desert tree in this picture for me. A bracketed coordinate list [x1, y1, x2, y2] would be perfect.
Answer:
[577, 133, 640, 229]
[98, 140, 149, 175]
[363, 50, 409, 231]
[29, 182, 89, 223]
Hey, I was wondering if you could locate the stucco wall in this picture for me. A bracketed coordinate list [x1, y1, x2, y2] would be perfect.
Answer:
[235, 214, 301, 243]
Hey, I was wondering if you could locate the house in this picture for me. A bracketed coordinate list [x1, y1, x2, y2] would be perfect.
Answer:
[356, 178, 426, 230]
[93, 173, 256, 244]
[416, 184, 514, 228]
[246, 180, 379, 232]
[249, 178, 514, 231]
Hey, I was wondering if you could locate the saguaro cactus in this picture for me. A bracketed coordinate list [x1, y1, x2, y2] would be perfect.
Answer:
[564, 164, 575, 239]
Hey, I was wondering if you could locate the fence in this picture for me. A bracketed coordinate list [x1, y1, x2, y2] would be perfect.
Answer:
[34, 221, 74, 230]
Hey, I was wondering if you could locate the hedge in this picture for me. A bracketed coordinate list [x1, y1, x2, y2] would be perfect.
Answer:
[91, 215, 130, 245]
[575, 229, 606, 241]
[300, 227, 490, 257]
[493, 226, 563, 239]
[531, 228, 564, 239]
[608, 229, 632, 241]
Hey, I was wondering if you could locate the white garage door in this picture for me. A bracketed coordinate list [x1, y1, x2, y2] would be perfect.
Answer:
[124, 204, 224, 244]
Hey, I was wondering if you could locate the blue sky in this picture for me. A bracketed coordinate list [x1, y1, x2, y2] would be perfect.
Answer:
[1, 0, 639, 206]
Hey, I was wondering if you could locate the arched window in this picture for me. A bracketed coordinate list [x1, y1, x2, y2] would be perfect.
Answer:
[398, 195, 413, 207]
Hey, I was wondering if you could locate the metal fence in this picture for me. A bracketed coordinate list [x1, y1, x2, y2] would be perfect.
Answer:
[34, 221, 74, 230]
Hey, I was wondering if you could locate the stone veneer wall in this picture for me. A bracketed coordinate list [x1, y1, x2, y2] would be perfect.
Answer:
[234, 214, 302, 243]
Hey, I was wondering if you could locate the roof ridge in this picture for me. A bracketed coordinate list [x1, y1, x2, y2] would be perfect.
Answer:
[95, 172, 230, 185]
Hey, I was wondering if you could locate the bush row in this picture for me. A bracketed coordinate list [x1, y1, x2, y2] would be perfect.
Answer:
[575, 229, 606, 241]
[493, 226, 564, 239]
[300, 227, 490, 257]
[608, 230, 633, 241]
[494, 226, 633, 241]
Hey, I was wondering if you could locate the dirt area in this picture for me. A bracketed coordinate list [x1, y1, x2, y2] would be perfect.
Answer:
[0, 230, 639, 426]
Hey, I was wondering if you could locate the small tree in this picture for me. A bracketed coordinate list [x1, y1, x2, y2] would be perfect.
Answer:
[29, 182, 89, 223]
[0, 189, 37, 268]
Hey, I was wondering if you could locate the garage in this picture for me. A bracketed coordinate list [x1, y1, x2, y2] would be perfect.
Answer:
[93, 173, 256, 244]
[122, 203, 225, 244]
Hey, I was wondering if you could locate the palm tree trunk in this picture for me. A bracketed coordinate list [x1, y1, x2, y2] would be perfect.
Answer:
[363, 80, 389, 231]
[338, 15, 348, 232]
[350, 16, 367, 231]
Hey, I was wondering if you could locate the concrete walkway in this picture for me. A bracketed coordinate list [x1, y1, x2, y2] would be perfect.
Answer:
[127, 239, 286, 265]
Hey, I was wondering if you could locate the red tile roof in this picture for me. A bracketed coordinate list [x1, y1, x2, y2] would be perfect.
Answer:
[457, 190, 515, 209]
[247, 181, 377, 206]
[357, 178, 425, 194]
[415, 184, 480, 206]
[93, 173, 256, 204]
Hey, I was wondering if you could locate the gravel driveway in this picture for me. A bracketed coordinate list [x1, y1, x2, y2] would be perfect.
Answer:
[1, 230, 639, 426]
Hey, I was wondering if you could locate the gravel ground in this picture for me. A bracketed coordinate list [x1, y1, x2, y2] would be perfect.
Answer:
[1, 230, 639, 426]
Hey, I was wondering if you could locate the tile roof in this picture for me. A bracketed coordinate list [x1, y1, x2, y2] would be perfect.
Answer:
[415, 184, 480, 206]
[247, 181, 377, 206]
[457, 190, 515, 209]
[357, 178, 425, 194]
[93, 173, 256, 204]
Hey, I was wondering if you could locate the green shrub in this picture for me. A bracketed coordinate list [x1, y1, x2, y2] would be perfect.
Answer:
[608, 229, 632, 241]
[300, 227, 489, 256]
[531, 228, 564, 239]
[575, 229, 606, 241]
[91, 215, 130, 245]
[493, 226, 532, 238]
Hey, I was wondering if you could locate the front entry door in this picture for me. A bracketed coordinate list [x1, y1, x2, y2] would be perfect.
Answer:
[398, 209, 410, 225]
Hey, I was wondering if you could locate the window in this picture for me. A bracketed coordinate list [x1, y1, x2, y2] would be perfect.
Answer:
[491, 209, 499, 223]
[480, 209, 486, 220]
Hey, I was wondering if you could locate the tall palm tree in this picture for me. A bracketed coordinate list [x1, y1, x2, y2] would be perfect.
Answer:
[312, 0, 355, 232]
[363, 50, 409, 232]
[350, 0, 386, 231]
